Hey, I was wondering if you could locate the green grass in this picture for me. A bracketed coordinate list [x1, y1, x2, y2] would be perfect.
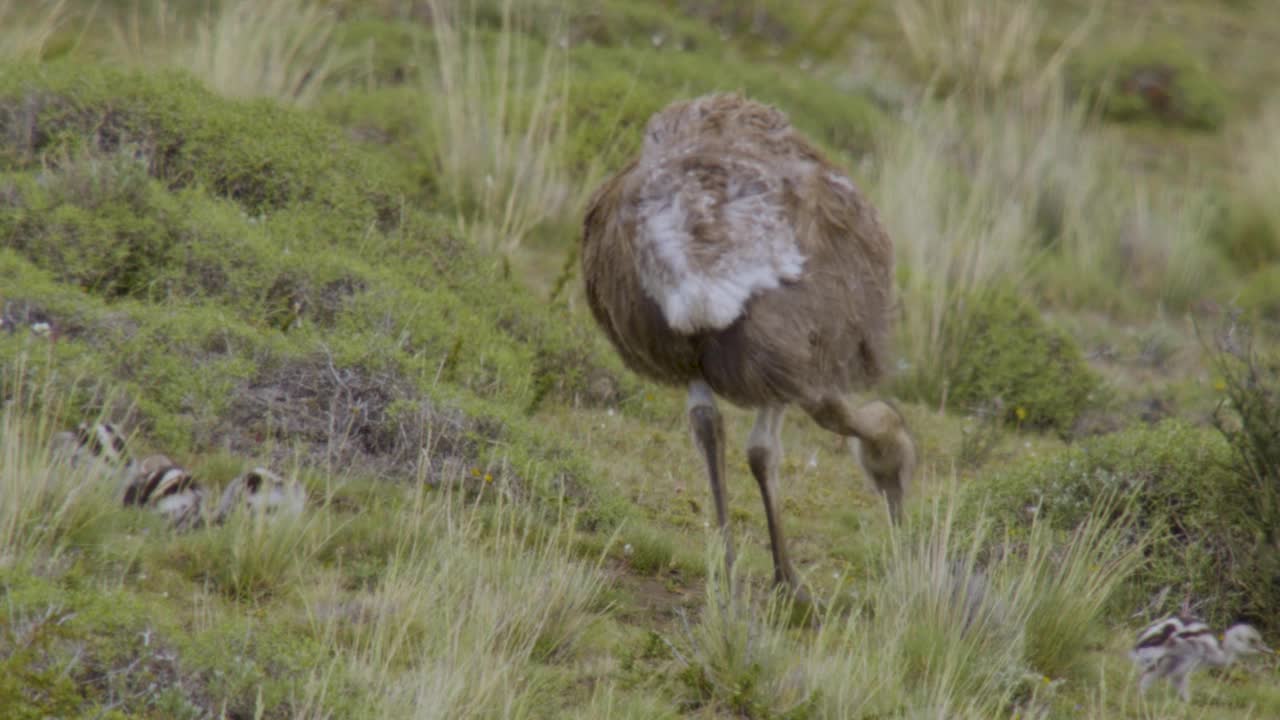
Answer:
[420, 0, 578, 255]
[3, 0, 1280, 717]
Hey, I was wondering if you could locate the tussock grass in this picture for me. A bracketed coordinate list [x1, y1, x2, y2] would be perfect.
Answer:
[111, 0, 347, 105]
[875, 102, 1041, 388]
[185, 0, 346, 105]
[0, 355, 117, 567]
[881, 87, 1223, 392]
[893, 0, 1096, 99]
[161, 500, 327, 601]
[677, 492, 1145, 718]
[422, 0, 575, 253]
[312, 484, 607, 718]
[1011, 499, 1148, 680]
[0, 0, 67, 61]
[1224, 100, 1280, 267]
[841, 506, 1028, 716]
[676, 544, 813, 716]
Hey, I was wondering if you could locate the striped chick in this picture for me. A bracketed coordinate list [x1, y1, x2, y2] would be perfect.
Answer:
[122, 459, 206, 531]
[1131, 614, 1273, 701]
[51, 422, 130, 468]
[215, 467, 306, 524]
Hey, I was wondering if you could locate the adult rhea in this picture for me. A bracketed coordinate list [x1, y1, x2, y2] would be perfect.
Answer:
[581, 94, 915, 593]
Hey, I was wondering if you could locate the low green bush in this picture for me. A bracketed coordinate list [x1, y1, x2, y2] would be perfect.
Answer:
[565, 45, 884, 174]
[1209, 328, 1280, 620]
[331, 17, 430, 85]
[946, 292, 1099, 433]
[0, 62, 410, 224]
[0, 564, 354, 719]
[1211, 192, 1280, 270]
[1071, 41, 1228, 131]
[1237, 265, 1280, 323]
[0, 60, 633, 506]
[973, 420, 1276, 629]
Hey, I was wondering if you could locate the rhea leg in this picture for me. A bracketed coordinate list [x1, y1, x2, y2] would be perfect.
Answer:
[747, 406, 800, 589]
[688, 381, 734, 574]
[1167, 657, 1198, 703]
[804, 395, 915, 523]
[1173, 670, 1192, 702]
[1137, 670, 1157, 697]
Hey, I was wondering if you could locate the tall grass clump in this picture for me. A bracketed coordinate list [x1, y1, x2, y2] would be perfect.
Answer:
[882, 87, 1223, 399]
[422, 0, 574, 254]
[1027, 111, 1222, 311]
[888, 0, 1218, 317]
[674, 494, 1145, 718]
[893, 0, 1095, 99]
[0, 0, 68, 61]
[874, 103, 1041, 396]
[1220, 101, 1280, 267]
[0, 355, 116, 566]
[113, 0, 347, 105]
[1209, 322, 1280, 612]
[1008, 499, 1148, 680]
[858, 507, 1028, 712]
[316, 483, 606, 719]
[161, 499, 327, 601]
[675, 544, 813, 717]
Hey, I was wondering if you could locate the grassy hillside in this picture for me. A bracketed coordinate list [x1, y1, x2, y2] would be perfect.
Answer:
[2, 0, 1279, 718]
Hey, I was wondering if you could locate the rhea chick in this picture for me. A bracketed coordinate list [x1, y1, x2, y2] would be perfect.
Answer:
[51, 422, 129, 468]
[215, 467, 306, 523]
[1131, 614, 1273, 702]
[122, 458, 206, 531]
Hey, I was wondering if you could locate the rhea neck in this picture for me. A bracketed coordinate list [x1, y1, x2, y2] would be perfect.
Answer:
[1202, 636, 1242, 667]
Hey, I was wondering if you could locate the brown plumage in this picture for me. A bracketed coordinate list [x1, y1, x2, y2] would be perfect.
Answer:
[582, 94, 915, 593]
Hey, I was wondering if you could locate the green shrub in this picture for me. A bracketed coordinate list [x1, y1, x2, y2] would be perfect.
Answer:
[945, 292, 1099, 433]
[1072, 41, 1228, 131]
[1211, 194, 1280, 270]
[0, 61, 411, 222]
[0, 564, 348, 718]
[1237, 265, 1280, 323]
[1213, 103, 1280, 268]
[0, 60, 632, 499]
[567, 1, 723, 52]
[332, 17, 430, 85]
[565, 45, 884, 174]
[2, 153, 189, 298]
[974, 421, 1276, 629]
[1209, 326, 1280, 623]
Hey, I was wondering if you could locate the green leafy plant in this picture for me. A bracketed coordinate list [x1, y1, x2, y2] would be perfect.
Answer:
[1208, 318, 1280, 621]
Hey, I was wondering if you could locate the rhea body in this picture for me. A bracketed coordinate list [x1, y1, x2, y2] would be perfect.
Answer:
[582, 94, 915, 591]
[1131, 614, 1273, 702]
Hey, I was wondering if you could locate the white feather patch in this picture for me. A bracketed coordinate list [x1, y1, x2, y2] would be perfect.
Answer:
[633, 155, 805, 334]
